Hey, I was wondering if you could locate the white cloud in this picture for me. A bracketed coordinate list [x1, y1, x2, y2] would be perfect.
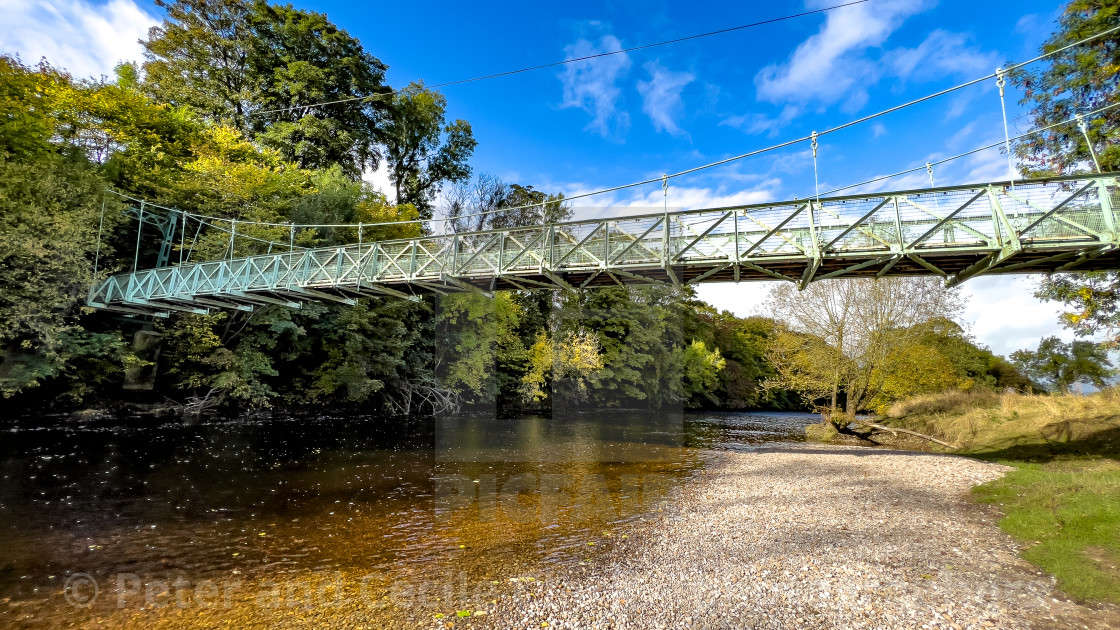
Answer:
[537, 177, 781, 222]
[362, 163, 395, 200]
[959, 276, 1074, 356]
[558, 34, 631, 138]
[721, 105, 799, 137]
[885, 30, 998, 81]
[636, 61, 695, 137]
[754, 0, 932, 109]
[736, 1, 999, 135]
[0, 0, 158, 79]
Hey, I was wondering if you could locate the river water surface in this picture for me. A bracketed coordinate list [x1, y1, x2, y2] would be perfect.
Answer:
[0, 410, 815, 628]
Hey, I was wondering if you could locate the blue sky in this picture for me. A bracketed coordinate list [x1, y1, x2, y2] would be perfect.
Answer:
[0, 0, 1088, 356]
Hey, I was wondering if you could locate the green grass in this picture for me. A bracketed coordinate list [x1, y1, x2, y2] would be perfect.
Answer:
[880, 389, 1120, 605]
[972, 457, 1120, 604]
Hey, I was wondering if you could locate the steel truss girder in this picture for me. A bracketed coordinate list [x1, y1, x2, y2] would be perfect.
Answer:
[89, 174, 1120, 313]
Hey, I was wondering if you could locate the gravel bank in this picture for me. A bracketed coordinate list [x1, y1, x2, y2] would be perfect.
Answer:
[477, 444, 1120, 630]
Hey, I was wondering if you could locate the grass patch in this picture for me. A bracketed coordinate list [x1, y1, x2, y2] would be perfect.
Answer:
[972, 457, 1120, 604]
[884, 389, 1120, 605]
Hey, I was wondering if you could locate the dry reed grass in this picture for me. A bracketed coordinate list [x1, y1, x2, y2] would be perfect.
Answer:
[884, 388, 1120, 453]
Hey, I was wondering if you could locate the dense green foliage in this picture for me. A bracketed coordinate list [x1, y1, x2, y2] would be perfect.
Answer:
[142, 0, 395, 177]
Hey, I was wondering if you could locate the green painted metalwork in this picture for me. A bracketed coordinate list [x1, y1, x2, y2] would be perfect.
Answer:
[88, 174, 1120, 316]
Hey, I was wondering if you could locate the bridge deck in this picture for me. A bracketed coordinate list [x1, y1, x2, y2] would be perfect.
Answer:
[88, 174, 1120, 316]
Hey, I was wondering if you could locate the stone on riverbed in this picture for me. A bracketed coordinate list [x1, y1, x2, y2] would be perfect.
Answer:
[476, 444, 1120, 629]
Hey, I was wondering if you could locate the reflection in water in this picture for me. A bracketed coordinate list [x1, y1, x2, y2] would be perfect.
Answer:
[0, 410, 814, 627]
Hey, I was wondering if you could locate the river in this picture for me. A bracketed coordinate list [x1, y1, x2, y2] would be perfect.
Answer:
[0, 410, 816, 628]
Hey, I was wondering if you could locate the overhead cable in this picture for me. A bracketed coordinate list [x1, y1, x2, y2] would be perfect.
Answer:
[112, 23, 1120, 233]
[250, 0, 872, 116]
[815, 100, 1120, 197]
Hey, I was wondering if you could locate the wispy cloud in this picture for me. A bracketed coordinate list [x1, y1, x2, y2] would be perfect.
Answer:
[0, 0, 157, 79]
[885, 30, 998, 81]
[731, 0, 998, 136]
[558, 34, 632, 138]
[754, 0, 933, 109]
[721, 105, 800, 137]
[636, 61, 695, 137]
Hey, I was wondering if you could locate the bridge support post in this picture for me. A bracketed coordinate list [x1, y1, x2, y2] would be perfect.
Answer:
[155, 210, 179, 269]
[1098, 178, 1117, 238]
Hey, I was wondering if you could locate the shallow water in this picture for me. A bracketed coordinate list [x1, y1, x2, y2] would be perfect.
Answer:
[0, 410, 815, 627]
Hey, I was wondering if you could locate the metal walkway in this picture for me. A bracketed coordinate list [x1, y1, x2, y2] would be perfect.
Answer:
[88, 174, 1120, 316]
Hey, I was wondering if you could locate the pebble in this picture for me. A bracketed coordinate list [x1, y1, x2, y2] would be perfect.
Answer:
[474, 444, 1120, 629]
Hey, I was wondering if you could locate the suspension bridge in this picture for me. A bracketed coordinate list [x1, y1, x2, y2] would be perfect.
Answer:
[87, 173, 1119, 317]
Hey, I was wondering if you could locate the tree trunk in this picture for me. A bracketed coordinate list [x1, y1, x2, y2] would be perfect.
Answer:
[856, 421, 957, 449]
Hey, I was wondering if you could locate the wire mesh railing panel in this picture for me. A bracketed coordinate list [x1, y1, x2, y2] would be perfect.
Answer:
[552, 223, 607, 271]
[738, 203, 812, 258]
[674, 211, 737, 261]
[1107, 181, 1120, 230]
[373, 242, 413, 281]
[499, 228, 548, 273]
[191, 262, 225, 295]
[606, 217, 663, 266]
[816, 196, 896, 252]
[454, 234, 500, 276]
[895, 189, 988, 249]
[412, 238, 450, 280]
[1012, 180, 1107, 243]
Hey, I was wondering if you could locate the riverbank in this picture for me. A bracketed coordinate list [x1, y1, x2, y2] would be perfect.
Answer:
[475, 444, 1119, 629]
[858, 390, 1120, 606]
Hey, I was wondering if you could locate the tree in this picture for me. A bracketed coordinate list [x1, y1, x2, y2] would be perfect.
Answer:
[382, 82, 476, 218]
[1011, 336, 1115, 393]
[142, 0, 256, 128]
[1010, 0, 1119, 176]
[680, 340, 726, 407]
[562, 285, 686, 409]
[445, 174, 572, 232]
[1037, 272, 1120, 348]
[521, 329, 603, 404]
[764, 278, 966, 421]
[1015, 2, 1120, 348]
[142, 0, 392, 176]
[0, 56, 141, 399]
[247, 2, 391, 176]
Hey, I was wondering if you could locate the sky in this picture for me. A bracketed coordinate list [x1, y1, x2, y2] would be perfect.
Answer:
[0, 0, 1088, 356]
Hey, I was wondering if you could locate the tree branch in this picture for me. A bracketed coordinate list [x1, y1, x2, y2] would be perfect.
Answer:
[855, 421, 957, 449]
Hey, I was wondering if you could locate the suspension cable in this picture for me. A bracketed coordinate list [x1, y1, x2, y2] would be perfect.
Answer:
[249, 0, 872, 117]
[996, 67, 1017, 188]
[105, 23, 1120, 236]
[813, 100, 1120, 198]
[1076, 113, 1103, 173]
[133, 201, 144, 272]
[811, 131, 821, 205]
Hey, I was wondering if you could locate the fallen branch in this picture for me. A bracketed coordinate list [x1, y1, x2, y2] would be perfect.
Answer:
[855, 421, 957, 449]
